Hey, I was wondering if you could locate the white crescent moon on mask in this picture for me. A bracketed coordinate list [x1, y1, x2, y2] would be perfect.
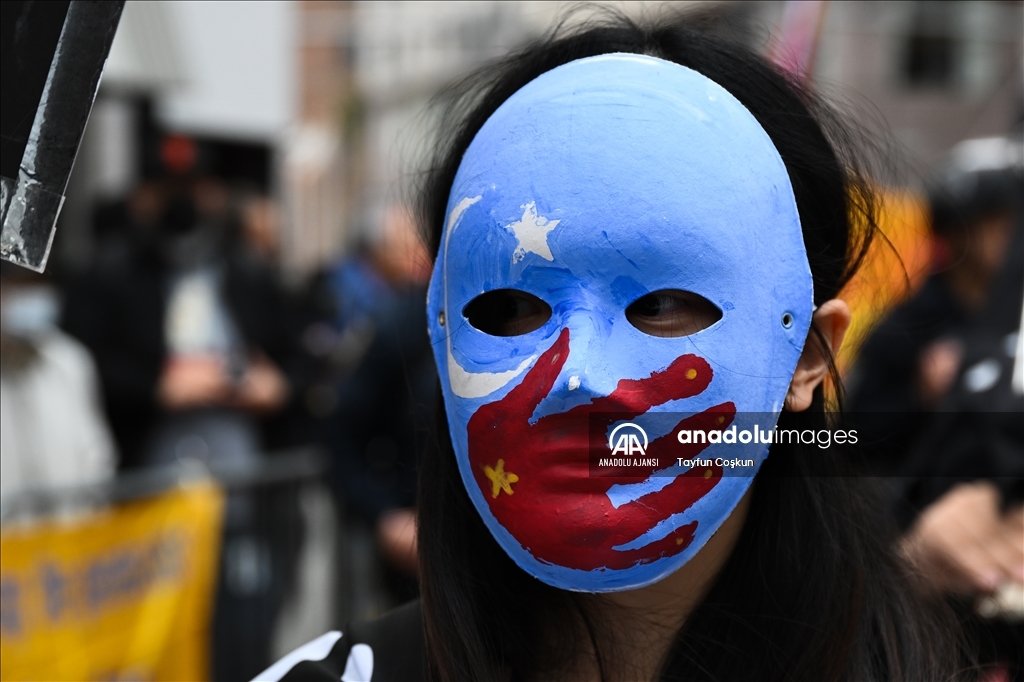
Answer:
[443, 195, 538, 399]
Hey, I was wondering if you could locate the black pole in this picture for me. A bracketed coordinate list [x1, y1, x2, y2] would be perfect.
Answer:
[0, 0, 124, 271]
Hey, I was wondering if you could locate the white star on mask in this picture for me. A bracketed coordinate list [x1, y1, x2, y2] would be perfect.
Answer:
[506, 201, 559, 263]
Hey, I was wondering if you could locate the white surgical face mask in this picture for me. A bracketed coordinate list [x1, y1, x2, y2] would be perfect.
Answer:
[2, 285, 61, 337]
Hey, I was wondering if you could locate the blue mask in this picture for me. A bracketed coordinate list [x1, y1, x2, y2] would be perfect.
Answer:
[426, 54, 813, 592]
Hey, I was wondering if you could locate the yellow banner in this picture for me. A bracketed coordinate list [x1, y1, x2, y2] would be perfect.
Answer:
[1, 482, 225, 682]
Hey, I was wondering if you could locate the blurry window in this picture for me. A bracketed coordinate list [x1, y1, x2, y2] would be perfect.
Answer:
[902, 1, 958, 88]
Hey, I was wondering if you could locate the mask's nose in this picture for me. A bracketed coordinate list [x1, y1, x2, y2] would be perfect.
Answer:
[540, 307, 620, 410]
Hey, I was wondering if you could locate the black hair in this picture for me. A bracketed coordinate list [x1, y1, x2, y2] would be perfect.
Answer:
[416, 10, 966, 682]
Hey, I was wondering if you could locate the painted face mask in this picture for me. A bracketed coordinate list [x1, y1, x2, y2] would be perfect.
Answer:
[426, 54, 813, 592]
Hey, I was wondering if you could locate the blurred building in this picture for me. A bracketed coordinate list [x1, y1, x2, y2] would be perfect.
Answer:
[57, 1, 297, 270]
[815, 1, 1023, 168]
[52, 0, 1022, 276]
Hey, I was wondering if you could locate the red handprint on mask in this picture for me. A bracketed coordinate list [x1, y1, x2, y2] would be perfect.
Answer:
[468, 327, 735, 571]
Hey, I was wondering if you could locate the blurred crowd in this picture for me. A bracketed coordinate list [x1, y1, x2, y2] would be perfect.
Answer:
[1, 133, 432, 679]
[1, 120, 1022, 682]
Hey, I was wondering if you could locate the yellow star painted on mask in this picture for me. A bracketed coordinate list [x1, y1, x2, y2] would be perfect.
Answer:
[483, 459, 519, 499]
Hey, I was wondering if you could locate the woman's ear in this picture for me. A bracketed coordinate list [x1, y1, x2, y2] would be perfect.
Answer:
[785, 299, 852, 411]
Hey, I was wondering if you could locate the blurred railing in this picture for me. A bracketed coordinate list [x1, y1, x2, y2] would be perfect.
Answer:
[0, 448, 336, 682]
[0, 448, 329, 522]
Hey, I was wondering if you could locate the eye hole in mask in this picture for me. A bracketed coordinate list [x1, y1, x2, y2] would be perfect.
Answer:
[626, 290, 722, 338]
[464, 289, 552, 337]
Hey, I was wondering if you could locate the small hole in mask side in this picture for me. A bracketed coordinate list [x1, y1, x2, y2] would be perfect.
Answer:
[782, 312, 794, 329]
[463, 289, 552, 337]
[626, 290, 722, 338]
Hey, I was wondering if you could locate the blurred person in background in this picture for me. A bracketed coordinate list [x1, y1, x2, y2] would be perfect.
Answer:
[850, 137, 1024, 679]
[1, 263, 117, 503]
[60, 134, 309, 681]
[145, 173, 290, 468]
[61, 135, 298, 470]
[323, 205, 434, 600]
[898, 165, 1023, 679]
[238, 188, 340, 452]
[849, 148, 1021, 473]
[59, 178, 173, 468]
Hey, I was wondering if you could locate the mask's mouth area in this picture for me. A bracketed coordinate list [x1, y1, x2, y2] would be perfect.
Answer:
[462, 327, 739, 572]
